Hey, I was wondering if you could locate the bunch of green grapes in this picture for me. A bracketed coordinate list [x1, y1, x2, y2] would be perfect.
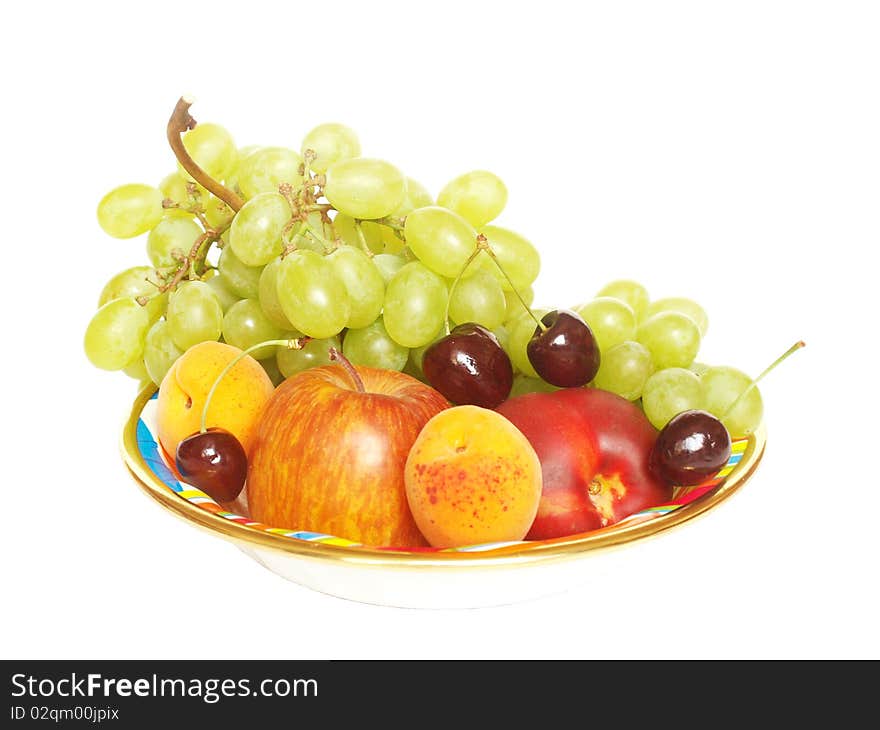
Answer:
[84, 101, 543, 392]
[549, 279, 762, 439]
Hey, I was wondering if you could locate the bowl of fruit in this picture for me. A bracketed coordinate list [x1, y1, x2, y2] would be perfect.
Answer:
[90, 97, 798, 608]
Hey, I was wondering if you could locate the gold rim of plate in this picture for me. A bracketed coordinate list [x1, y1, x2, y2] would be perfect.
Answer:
[121, 385, 766, 569]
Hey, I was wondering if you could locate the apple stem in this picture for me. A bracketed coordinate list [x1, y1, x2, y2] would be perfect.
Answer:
[199, 338, 309, 433]
[329, 347, 366, 393]
[167, 96, 245, 212]
[479, 235, 546, 333]
[719, 340, 805, 421]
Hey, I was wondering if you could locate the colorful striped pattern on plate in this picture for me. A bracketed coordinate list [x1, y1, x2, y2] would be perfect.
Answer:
[136, 393, 748, 553]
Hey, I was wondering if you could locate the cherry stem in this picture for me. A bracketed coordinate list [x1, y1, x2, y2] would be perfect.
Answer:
[167, 96, 245, 213]
[329, 347, 365, 393]
[479, 234, 546, 332]
[719, 340, 806, 421]
[199, 338, 310, 433]
[353, 221, 374, 258]
[443, 242, 486, 335]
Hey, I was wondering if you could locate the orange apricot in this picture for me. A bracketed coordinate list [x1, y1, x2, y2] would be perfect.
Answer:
[404, 405, 542, 548]
[156, 341, 274, 459]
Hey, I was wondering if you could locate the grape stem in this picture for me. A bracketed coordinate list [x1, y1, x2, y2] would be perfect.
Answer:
[199, 338, 310, 433]
[281, 220, 308, 256]
[301, 149, 316, 183]
[719, 340, 806, 420]
[329, 347, 366, 393]
[155, 219, 231, 294]
[167, 96, 245, 212]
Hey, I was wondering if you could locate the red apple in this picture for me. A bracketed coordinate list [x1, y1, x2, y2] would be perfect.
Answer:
[246, 363, 449, 547]
[496, 388, 673, 539]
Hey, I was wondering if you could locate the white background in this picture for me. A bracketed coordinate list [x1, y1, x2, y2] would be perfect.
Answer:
[2, 1, 878, 659]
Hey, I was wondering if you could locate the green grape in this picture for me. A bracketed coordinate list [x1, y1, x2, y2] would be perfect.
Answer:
[402, 356, 429, 383]
[324, 158, 406, 219]
[228, 192, 290, 266]
[394, 177, 433, 215]
[379, 229, 406, 254]
[122, 357, 150, 385]
[257, 258, 295, 329]
[690, 361, 710, 377]
[98, 266, 165, 323]
[260, 355, 285, 386]
[491, 323, 510, 355]
[203, 270, 240, 312]
[573, 297, 637, 353]
[372, 253, 406, 283]
[166, 280, 223, 350]
[437, 170, 508, 228]
[161, 207, 198, 222]
[636, 312, 701, 369]
[179, 122, 238, 182]
[237, 146, 303, 199]
[285, 211, 333, 254]
[158, 172, 207, 210]
[701, 366, 763, 439]
[301, 123, 361, 174]
[276, 250, 350, 338]
[84, 298, 150, 371]
[276, 334, 340, 377]
[503, 285, 534, 323]
[642, 296, 709, 337]
[334, 214, 385, 253]
[448, 268, 507, 330]
[204, 195, 235, 230]
[218, 245, 262, 300]
[404, 206, 478, 278]
[237, 145, 262, 164]
[343, 317, 409, 371]
[596, 280, 650, 319]
[507, 309, 551, 377]
[225, 146, 259, 194]
[592, 341, 654, 401]
[146, 215, 204, 268]
[96, 184, 164, 239]
[159, 172, 188, 207]
[305, 211, 335, 248]
[327, 246, 385, 328]
[641, 368, 705, 430]
[480, 225, 540, 292]
[383, 262, 448, 348]
[509, 374, 561, 398]
[222, 299, 284, 359]
[408, 327, 446, 373]
[143, 319, 183, 386]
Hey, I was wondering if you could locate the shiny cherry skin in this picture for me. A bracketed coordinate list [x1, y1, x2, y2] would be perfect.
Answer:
[175, 427, 248, 502]
[526, 309, 600, 387]
[422, 323, 513, 408]
[649, 410, 732, 486]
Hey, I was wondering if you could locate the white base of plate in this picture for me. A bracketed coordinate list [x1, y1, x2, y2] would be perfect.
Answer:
[238, 544, 613, 609]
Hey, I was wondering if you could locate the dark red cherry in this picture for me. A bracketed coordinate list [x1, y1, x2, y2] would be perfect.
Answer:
[422, 323, 513, 408]
[526, 309, 600, 387]
[649, 410, 732, 486]
[175, 427, 247, 502]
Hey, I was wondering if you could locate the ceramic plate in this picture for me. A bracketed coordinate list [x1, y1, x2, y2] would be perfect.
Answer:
[121, 387, 765, 608]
